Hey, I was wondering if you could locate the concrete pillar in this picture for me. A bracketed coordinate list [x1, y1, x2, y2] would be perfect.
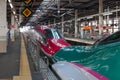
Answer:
[74, 9, 78, 37]
[99, 0, 103, 36]
[11, 14, 15, 42]
[19, 14, 23, 26]
[19, 5, 23, 27]
[118, 18, 120, 30]
[112, 18, 114, 33]
[54, 18, 56, 27]
[106, 7, 110, 26]
[61, 16, 64, 34]
[89, 22, 92, 34]
[48, 20, 50, 26]
[15, 20, 18, 29]
[106, 15, 109, 26]
[0, 0, 7, 53]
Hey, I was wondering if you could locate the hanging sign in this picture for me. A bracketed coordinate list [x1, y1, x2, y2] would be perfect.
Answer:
[24, 0, 32, 5]
[22, 8, 32, 17]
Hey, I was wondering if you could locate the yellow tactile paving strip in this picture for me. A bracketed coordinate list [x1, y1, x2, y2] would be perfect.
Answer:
[13, 36, 32, 80]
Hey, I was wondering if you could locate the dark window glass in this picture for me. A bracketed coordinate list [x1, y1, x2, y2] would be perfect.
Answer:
[45, 29, 53, 38]
[45, 29, 63, 38]
[95, 31, 120, 45]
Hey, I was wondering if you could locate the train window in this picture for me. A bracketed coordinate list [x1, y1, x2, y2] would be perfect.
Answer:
[95, 31, 120, 45]
[44, 29, 53, 38]
[45, 29, 63, 38]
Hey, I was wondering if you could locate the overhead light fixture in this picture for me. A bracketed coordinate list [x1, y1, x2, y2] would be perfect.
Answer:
[13, 11, 16, 14]
[103, 12, 113, 16]
[10, 3, 13, 8]
[86, 16, 93, 19]
[36, 10, 40, 13]
[8, 0, 11, 3]
[15, 15, 17, 18]
[16, 19, 18, 21]
[32, 14, 37, 17]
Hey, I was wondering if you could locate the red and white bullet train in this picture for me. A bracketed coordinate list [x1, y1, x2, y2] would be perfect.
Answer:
[26, 25, 71, 57]
[25, 25, 113, 80]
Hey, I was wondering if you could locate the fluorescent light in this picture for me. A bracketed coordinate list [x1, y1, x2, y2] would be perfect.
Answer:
[15, 15, 17, 18]
[16, 19, 18, 21]
[86, 16, 93, 19]
[8, 0, 11, 3]
[13, 11, 16, 14]
[32, 14, 37, 17]
[10, 3, 13, 8]
[103, 12, 113, 16]
[15, 16, 17, 20]
[36, 10, 40, 12]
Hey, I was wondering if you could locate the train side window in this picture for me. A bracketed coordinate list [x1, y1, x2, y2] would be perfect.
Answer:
[97, 31, 120, 45]
[44, 29, 53, 38]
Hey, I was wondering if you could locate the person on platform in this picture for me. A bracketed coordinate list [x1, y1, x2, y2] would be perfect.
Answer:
[7, 29, 11, 40]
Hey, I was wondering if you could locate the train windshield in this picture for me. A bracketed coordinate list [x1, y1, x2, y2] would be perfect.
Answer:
[45, 29, 63, 38]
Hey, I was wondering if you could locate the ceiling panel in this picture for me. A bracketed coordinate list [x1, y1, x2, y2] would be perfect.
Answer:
[7, 0, 120, 26]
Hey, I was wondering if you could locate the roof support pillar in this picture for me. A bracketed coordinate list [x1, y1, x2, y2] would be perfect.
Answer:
[10, 14, 15, 42]
[48, 20, 51, 26]
[110, 18, 114, 33]
[61, 16, 64, 34]
[19, 9, 23, 27]
[54, 18, 56, 27]
[118, 18, 120, 31]
[74, 9, 78, 38]
[106, 7, 110, 26]
[0, 0, 8, 53]
[99, 0, 103, 36]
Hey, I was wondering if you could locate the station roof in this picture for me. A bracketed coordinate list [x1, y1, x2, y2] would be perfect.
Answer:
[7, 0, 120, 26]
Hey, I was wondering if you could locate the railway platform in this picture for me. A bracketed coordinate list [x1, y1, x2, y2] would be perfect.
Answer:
[0, 34, 59, 80]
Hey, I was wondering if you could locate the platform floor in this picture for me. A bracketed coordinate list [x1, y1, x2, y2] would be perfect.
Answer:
[0, 37, 21, 79]
[0, 34, 57, 80]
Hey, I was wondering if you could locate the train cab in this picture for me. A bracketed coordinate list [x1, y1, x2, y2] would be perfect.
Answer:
[28, 25, 71, 57]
